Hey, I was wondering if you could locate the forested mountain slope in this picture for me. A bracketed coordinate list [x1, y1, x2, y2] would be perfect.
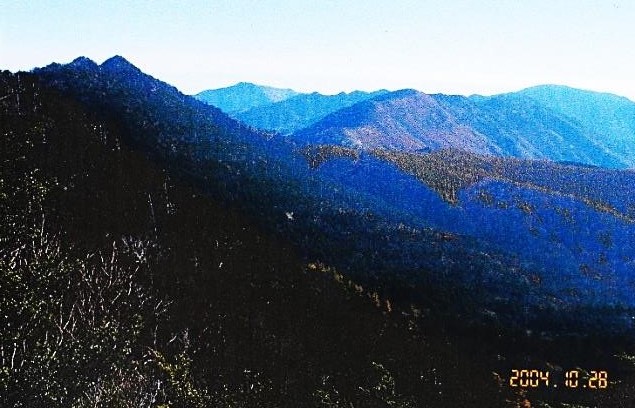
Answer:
[518, 85, 635, 166]
[231, 89, 388, 134]
[1, 70, 529, 407]
[292, 88, 626, 168]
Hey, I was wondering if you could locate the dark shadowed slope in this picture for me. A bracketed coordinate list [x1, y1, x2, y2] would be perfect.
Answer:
[13, 58, 635, 405]
[34, 56, 303, 186]
[2, 68, 530, 408]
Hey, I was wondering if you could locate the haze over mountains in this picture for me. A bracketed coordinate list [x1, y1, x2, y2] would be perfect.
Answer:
[196, 84, 388, 135]
[196, 82, 635, 168]
[196, 82, 299, 113]
[234, 89, 389, 135]
[518, 85, 635, 166]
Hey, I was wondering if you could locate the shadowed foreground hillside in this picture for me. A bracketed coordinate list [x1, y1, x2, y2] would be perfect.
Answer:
[4, 67, 635, 407]
[0, 72, 529, 406]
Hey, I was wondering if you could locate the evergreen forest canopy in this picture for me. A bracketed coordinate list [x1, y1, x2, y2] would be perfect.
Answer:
[2, 56, 635, 407]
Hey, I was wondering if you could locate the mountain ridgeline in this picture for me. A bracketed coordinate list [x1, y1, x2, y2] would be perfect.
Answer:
[294, 88, 634, 168]
[198, 81, 635, 169]
[195, 83, 388, 135]
[234, 89, 389, 135]
[195, 82, 299, 113]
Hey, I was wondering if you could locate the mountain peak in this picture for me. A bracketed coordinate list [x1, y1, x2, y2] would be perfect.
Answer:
[195, 82, 299, 113]
[69, 56, 98, 70]
[520, 83, 634, 103]
[234, 81, 259, 88]
[369, 88, 420, 103]
[100, 55, 140, 73]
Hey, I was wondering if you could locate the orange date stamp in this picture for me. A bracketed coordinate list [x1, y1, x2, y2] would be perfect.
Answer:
[509, 369, 608, 389]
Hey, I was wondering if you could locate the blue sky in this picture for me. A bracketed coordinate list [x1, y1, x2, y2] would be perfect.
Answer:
[2, 1, 634, 99]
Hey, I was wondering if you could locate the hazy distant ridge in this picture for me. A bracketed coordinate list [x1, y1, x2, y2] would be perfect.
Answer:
[195, 82, 299, 113]
[292, 87, 635, 168]
[195, 84, 387, 134]
[195, 81, 635, 168]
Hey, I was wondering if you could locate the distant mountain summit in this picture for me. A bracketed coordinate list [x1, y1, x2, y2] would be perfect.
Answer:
[516, 85, 635, 165]
[194, 83, 387, 135]
[292, 89, 499, 154]
[195, 82, 299, 113]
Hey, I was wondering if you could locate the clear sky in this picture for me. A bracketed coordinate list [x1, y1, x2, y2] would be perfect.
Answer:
[2, 0, 635, 99]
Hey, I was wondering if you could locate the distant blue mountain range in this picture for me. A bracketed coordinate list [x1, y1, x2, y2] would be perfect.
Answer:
[234, 90, 389, 135]
[195, 83, 387, 134]
[196, 82, 635, 169]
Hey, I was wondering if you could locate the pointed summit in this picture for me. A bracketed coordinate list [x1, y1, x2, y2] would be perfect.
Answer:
[100, 55, 140, 74]
[69, 56, 98, 70]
